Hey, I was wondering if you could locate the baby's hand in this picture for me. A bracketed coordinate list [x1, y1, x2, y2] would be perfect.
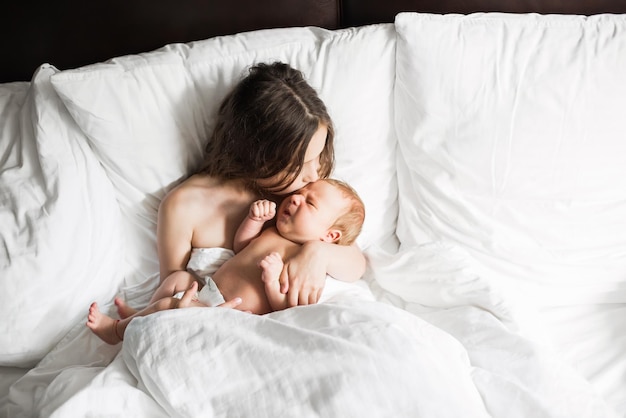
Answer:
[249, 199, 276, 222]
[259, 252, 284, 283]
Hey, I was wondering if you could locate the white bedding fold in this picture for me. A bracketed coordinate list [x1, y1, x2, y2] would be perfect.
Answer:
[121, 301, 489, 418]
[365, 243, 621, 418]
[7, 244, 621, 417]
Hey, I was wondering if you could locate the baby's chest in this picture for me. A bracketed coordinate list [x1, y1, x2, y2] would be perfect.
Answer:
[252, 230, 301, 261]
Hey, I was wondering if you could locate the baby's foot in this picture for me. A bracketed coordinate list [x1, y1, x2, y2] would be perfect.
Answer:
[86, 302, 122, 345]
[115, 297, 137, 319]
[259, 252, 284, 283]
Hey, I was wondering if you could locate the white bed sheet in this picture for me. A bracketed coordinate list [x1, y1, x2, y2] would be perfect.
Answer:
[4, 244, 621, 418]
[538, 303, 626, 414]
[366, 244, 624, 418]
[0, 368, 26, 410]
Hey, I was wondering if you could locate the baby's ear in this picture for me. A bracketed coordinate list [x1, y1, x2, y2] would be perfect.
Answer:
[322, 229, 342, 243]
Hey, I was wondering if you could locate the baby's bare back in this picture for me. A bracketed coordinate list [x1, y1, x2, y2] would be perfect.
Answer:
[212, 228, 299, 315]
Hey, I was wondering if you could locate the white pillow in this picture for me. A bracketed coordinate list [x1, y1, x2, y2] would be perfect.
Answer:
[0, 66, 122, 367]
[394, 13, 626, 308]
[51, 24, 399, 288]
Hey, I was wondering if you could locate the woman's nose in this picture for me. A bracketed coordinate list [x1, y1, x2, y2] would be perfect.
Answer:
[302, 163, 320, 183]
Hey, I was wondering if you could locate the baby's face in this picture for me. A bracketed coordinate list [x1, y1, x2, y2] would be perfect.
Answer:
[275, 180, 346, 244]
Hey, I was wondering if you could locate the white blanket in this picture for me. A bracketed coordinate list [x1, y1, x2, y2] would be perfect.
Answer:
[127, 302, 488, 417]
[43, 300, 489, 417]
[6, 244, 619, 418]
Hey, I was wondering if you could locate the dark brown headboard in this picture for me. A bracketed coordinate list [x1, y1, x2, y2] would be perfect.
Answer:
[341, 0, 626, 27]
[4, 0, 626, 83]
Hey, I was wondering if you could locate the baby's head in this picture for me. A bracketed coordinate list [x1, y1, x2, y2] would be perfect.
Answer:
[275, 179, 365, 245]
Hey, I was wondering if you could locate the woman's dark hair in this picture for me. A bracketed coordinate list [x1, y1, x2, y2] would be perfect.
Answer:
[203, 62, 335, 192]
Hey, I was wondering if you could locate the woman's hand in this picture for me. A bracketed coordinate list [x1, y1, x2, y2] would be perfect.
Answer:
[178, 282, 244, 310]
[279, 241, 327, 307]
[218, 297, 244, 309]
[279, 240, 366, 307]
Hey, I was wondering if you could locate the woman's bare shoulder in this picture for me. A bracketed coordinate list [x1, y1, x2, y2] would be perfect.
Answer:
[162, 175, 218, 204]
[159, 174, 258, 249]
[160, 174, 254, 214]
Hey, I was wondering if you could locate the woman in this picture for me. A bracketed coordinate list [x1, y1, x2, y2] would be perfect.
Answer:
[156, 62, 366, 308]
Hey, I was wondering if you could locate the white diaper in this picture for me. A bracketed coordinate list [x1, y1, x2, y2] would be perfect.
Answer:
[173, 276, 225, 307]
[196, 277, 226, 306]
[187, 247, 235, 277]
[172, 247, 233, 306]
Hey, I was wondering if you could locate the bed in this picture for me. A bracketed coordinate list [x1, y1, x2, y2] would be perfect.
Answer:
[2, 0, 625, 416]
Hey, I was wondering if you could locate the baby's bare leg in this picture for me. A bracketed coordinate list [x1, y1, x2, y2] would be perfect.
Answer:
[115, 297, 137, 319]
[177, 281, 208, 308]
[86, 302, 123, 345]
[150, 270, 197, 304]
[87, 283, 204, 345]
[259, 252, 288, 312]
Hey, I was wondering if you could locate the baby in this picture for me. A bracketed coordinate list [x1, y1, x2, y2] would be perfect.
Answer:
[87, 178, 365, 344]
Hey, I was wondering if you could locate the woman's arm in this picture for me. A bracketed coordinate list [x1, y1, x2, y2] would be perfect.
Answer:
[279, 241, 366, 307]
[157, 189, 196, 282]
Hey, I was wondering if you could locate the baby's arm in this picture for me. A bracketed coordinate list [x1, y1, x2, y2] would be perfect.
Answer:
[233, 199, 276, 253]
[259, 252, 289, 312]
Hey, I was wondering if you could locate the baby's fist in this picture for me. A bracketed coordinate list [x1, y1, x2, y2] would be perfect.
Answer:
[250, 199, 276, 221]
